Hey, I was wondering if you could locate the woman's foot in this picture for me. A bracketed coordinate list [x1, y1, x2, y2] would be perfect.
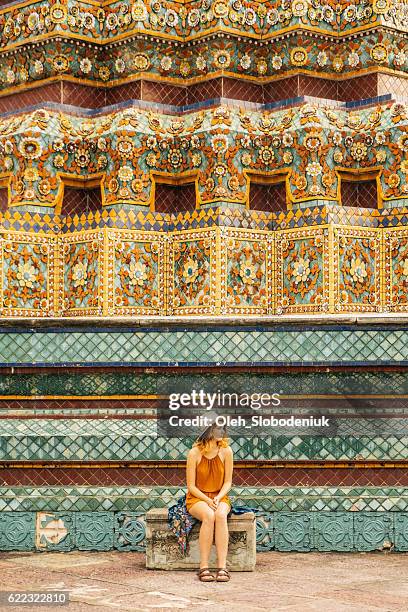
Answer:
[198, 567, 215, 582]
[216, 568, 230, 582]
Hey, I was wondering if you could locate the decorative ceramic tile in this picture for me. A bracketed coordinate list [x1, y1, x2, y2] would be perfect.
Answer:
[333, 227, 381, 313]
[276, 227, 329, 314]
[0, 512, 35, 551]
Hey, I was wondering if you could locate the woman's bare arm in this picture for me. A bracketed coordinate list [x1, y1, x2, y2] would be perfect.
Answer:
[214, 447, 233, 502]
[186, 448, 215, 505]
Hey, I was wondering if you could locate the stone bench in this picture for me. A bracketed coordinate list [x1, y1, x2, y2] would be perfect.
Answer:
[145, 508, 256, 571]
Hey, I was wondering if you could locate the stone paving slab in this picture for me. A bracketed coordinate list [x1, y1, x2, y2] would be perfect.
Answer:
[0, 551, 407, 611]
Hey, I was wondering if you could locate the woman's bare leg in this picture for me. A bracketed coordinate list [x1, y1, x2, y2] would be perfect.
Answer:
[189, 501, 215, 568]
[214, 502, 230, 568]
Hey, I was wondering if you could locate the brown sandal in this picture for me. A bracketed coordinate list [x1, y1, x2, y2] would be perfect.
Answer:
[198, 567, 215, 582]
[216, 568, 230, 582]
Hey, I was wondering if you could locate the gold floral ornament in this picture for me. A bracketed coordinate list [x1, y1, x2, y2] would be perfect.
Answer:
[182, 257, 199, 284]
[292, 257, 311, 285]
[349, 257, 367, 284]
[373, 0, 390, 13]
[239, 259, 257, 285]
[371, 44, 388, 64]
[131, 0, 148, 21]
[133, 54, 150, 71]
[290, 47, 308, 67]
[72, 261, 88, 288]
[128, 261, 148, 287]
[18, 138, 42, 159]
[214, 50, 231, 69]
[213, 2, 229, 18]
[117, 138, 134, 159]
[50, 4, 68, 24]
[52, 55, 69, 72]
[350, 142, 368, 161]
[16, 262, 36, 289]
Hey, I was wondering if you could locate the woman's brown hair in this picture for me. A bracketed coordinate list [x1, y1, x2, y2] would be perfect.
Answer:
[193, 422, 229, 454]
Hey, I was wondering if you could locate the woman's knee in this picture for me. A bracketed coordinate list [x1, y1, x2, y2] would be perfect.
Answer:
[202, 508, 215, 524]
[215, 509, 229, 523]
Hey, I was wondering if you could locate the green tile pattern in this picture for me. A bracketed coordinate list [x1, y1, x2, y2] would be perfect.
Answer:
[1, 506, 408, 552]
[1, 418, 407, 461]
[1, 486, 408, 513]
[0, 327, 408, 365]
[2, 370, 408, 397]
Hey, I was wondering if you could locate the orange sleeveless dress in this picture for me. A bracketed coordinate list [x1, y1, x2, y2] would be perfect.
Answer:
[186, 450, 231, 512]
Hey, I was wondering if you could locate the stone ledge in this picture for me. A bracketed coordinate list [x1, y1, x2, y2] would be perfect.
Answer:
[145, 508, 256, 571]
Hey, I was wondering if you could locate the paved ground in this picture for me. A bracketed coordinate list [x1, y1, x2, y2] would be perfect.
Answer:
[0, 551, 407, 611]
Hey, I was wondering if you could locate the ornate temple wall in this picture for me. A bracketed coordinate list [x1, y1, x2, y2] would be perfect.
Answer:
[0, 0, 407, 553]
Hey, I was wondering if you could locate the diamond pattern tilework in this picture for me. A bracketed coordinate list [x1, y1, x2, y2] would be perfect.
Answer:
[342, 181, 378, 209]
[1, 487, 408, 514]
[141, 81, 187, 106]
[2, 467, 408, 489]
[378, 74, 408, 99]
[106, 82, 142, 105]
[61, 187, 102, 217]
[154, 183, 196, 213]
[0, 83, 62, 114]
[187, 79, 223, 104]
[0, 327, 408, 365]
[0, 418, 407, 461]
[223, 78, 264, 103]
[61, 83, 107, 109]
[1, 370, 407, 397]
[250, 183, 286, 212]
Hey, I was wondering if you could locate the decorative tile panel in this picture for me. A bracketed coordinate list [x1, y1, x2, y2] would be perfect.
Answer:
[276, 228, 329, 314]
[333, 227, 381, 313]
[74, 512, 114, 551]
[60, 231, 104, 316]
[35, 512, 75, 551]
[0, 512, 35, 551]
[354, 512, 394, 551]
[220, 228, 272, 315]
[313, 512, 354, 551]
[168, 230, 217, 315]
[274, 513, 313, 551]
[384, 227, 408, 313]
[1, 233, 56, 317]
[107, 229, 165, 316]
[114, 512, 146, 551]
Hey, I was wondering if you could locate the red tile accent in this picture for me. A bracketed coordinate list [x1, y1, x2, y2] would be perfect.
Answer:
[106, 81, 142, 105]
[0, 188, 8, 213]
[62, 82, 106, 108]
[342, 180, 378, 209]
[222, 78, 263, 103]
[0, 83, 61, 113]
[263, 77, 300, 103]
[250, 182, 286, 213]
[298, 75, 338, 100]
[61, 187, 102, 217]
[187, 78, 223, 104]
[154, 183, 196, 213]
[338, 74, 379, 101]
[141, 80, 187, 105]
[1, 466, 407, 488]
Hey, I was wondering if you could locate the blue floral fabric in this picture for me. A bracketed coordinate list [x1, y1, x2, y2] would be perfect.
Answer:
[168, 494, 257, 555]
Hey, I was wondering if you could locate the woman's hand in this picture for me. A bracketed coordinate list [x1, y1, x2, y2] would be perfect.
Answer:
[213, 496, 220, 508]
[206, 497, 217, 510]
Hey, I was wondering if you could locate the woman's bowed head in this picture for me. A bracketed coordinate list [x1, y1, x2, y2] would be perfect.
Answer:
[186, 420, 233, 583]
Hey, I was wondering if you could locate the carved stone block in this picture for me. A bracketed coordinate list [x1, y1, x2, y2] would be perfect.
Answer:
[145, 509, 256, 571]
